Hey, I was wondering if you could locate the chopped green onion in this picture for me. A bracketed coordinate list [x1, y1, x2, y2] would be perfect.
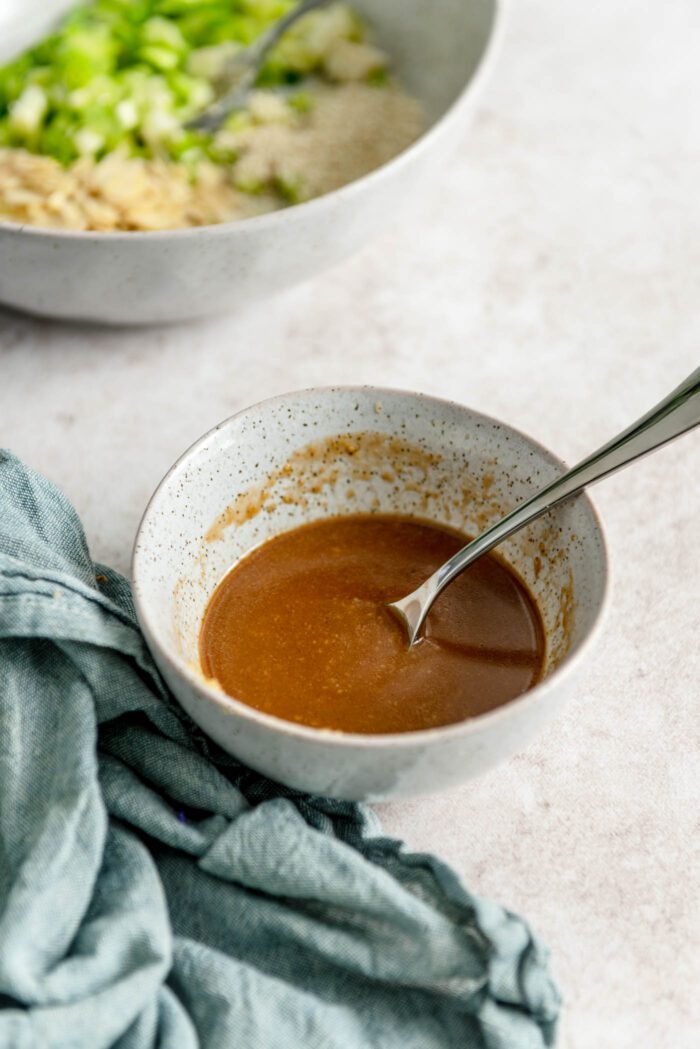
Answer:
[0, 0, 371, 170]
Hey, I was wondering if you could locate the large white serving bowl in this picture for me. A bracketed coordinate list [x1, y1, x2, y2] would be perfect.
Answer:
[132, 386, 610, 801]
[0, 0, 502, 324]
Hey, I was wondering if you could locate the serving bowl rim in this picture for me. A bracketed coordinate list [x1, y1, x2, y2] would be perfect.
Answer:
[132, 382, 611, 750]
[0, 0, 504, 242]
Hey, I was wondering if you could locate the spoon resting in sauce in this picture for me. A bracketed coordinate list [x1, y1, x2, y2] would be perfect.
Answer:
[389, 365, 700, 645]
[200, 515, 545, 734]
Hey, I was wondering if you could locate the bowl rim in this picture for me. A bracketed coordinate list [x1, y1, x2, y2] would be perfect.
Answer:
[132, 383, 611, 750]
[0, 0, 505, 241]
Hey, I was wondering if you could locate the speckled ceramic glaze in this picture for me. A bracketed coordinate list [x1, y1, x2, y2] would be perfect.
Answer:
[0, 0, 501, 324]
[132, 387, 609, 800]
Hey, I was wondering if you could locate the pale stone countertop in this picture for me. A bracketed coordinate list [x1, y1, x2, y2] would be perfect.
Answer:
[1, 1, 699, 1045]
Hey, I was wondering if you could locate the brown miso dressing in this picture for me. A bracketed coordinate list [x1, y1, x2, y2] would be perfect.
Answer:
[199, 514, 546, 735]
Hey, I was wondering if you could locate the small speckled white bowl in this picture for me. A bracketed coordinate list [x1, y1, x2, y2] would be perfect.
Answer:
[132, 387, 609, 800]
[0, 0, 501, 324]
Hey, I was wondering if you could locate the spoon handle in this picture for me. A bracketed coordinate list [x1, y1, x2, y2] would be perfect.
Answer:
[188, 0, 331, 132]
[394, 365, 700, 644]
[242, 0, 331, 66]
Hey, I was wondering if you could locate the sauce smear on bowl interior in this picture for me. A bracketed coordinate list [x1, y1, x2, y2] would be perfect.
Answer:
[199, 515, 545, 734]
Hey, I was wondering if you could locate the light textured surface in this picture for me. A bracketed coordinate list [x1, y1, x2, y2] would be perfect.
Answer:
[1, 0, 698, 1045]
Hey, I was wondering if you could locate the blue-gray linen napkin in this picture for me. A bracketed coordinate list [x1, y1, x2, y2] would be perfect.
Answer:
[0, 450, 561, 1048]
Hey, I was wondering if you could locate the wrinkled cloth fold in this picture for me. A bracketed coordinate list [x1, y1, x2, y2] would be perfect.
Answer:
[0, 450, 561, 1048]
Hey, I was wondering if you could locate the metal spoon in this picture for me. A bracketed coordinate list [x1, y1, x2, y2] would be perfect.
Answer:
[389, 366, 700, 646]
[186, 0, 331, 134]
